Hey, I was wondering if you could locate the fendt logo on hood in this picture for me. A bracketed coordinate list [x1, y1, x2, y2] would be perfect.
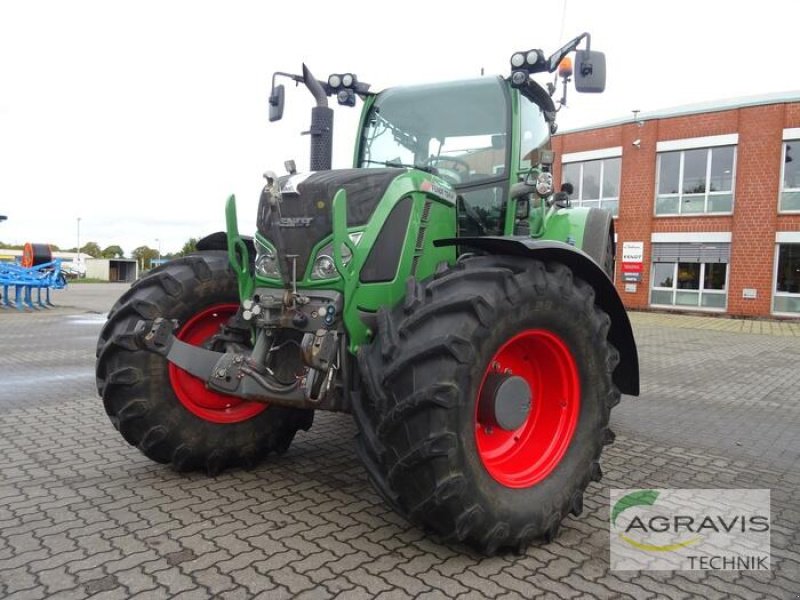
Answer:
[278, 217, 314, 228]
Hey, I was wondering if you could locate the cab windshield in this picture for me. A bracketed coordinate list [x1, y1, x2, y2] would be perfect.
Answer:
[358, 77, 509, 187]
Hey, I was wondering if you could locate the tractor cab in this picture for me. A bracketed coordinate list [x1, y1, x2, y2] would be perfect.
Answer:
[356, 76, 551, 237]
[265, 32, 605, 243]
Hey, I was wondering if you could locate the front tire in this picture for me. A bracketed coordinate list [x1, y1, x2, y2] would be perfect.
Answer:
[355, 255, 620, 554]
[95, 252, 313, 475]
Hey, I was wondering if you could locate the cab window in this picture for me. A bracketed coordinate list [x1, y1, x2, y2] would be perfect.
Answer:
[519, 96, 550, 169]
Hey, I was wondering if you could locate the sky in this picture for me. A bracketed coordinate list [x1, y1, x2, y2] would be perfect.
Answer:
[1, 0, 799, 255]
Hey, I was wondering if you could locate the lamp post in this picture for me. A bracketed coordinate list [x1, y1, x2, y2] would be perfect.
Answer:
[155, 238, 161, 266]
[76, 217, 81, 257]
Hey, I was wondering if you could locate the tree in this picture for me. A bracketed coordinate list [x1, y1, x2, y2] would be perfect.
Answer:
[81, 241, 101, 258]
[132, 245, 159, 270]
[177, 237, 198, 257]
[101, 245, 124, 259]
[1, 242, 58, 250]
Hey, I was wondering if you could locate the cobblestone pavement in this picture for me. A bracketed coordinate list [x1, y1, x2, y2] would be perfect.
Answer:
[1, 285, 798, 599]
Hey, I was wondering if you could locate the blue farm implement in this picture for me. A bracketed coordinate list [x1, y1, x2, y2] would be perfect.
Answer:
[0, 258, 66, 310]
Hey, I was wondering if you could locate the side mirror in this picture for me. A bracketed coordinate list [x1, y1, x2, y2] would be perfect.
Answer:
[269, 84, 285, 122]
[574, 50, 606, 93]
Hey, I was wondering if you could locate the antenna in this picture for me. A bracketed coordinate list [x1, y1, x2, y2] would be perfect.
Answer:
[558, 0, 569, 43]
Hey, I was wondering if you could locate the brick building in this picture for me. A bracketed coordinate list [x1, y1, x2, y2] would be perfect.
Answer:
[552, 92, 800, 318]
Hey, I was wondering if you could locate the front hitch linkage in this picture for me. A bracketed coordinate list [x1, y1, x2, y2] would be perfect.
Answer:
[134, 318, 320, 409]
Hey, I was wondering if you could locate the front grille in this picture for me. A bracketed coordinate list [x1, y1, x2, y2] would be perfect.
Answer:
[256, 168, 402, 280]
[264, 194, 332, 281]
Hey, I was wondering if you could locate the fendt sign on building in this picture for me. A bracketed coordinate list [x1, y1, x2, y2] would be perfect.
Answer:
[622, 241, 644, 283]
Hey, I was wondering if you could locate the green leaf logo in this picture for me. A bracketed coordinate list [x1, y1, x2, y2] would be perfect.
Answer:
[612, 489, 702, 552]
[612, 489, 659, 527]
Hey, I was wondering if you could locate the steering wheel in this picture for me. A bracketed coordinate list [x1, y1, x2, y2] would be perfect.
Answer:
[424, 156, 472, 184]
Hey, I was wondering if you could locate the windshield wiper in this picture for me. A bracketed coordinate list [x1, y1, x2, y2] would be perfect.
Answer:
[363, 159, 438, 175]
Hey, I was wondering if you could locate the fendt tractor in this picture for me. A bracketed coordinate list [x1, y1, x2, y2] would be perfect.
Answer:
[96, 33, 639, 554]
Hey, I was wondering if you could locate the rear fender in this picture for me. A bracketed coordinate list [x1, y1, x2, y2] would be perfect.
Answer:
[434, 236, 639, 396]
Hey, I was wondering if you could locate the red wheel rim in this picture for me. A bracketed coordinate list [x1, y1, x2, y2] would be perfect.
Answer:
[475, 329, 580, 488]
[168, 303, 268, 424]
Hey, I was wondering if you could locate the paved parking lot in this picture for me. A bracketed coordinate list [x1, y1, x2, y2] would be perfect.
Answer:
[1, 284, 798, 599]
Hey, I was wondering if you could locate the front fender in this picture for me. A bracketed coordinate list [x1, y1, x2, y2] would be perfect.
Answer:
[196, 231, 256, 257]
[434, 236, 639, 396]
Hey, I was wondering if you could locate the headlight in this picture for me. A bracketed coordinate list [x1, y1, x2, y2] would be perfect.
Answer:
[535, 172, 554, 197]
[312, 253, 338, 280]
[311, 233, 361, 280]
[510, 70, 528, 87]
[254, 237, 281, 278]
[526, 50, 541, 66]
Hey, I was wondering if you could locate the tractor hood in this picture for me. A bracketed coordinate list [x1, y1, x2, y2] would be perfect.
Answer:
[256, 168, 403, 280]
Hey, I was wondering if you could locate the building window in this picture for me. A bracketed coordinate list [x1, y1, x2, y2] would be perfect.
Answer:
[655, 146, 735, 215]
[780, 141, 800, 212]
[774, 244, 800, 315]
[650, 241, 730, 310]
[561, 157, 620, 216]
[650, 262, 728, 309]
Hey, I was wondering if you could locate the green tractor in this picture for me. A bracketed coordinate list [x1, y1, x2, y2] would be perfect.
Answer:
[96, 33, 639, 554]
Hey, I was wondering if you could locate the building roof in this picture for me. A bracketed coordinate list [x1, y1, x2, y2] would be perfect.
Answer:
[561, 90, 800, 134]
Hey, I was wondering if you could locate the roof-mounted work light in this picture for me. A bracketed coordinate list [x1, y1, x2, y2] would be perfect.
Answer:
[328, 73, 358, 106]
[509, 48, 546, 87]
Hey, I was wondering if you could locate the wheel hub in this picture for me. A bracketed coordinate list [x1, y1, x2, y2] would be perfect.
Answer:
[168, 303, 268, 424]
[478, 373, 531, 431]
[474, 329, 581, 488]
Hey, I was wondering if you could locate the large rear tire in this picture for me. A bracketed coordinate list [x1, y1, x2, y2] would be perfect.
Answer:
[95, 252, 313, 475]
[355, 255, 620, 554]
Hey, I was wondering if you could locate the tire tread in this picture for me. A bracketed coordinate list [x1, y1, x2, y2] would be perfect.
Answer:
[96, 253, 312, 475]
[354, 255, 622, 554]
